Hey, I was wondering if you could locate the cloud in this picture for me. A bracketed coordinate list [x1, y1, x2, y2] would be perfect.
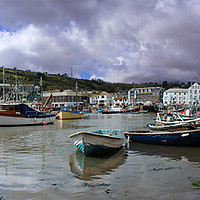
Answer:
[0, 0, 199, 84]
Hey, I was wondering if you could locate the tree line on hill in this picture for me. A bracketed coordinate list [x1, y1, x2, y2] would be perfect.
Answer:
[0, 67, 195, 93]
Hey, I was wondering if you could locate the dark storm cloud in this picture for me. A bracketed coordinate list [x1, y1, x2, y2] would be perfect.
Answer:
[0, 0, 199, 83]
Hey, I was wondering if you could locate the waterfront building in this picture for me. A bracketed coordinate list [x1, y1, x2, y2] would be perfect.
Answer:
[163, 82, 200, 106]
[128, 87, 164, 105]
[113, 94, 129, 108]
[96, 91, 113, 108]
[188, 82, 200, 106]
[43, 90, 87, 109]
[89, 94, 98, 107]
[163, 88, 188, 106]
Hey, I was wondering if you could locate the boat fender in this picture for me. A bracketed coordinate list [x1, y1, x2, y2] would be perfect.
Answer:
[42, 120, 47, 125]
[124, 136, 130, 148]
[181, 133, 189, 137]
[127, 136, 130, 143]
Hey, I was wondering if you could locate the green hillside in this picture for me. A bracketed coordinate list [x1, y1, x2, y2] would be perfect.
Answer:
[0, 67, 192, 92]
[0, 67, 133, 92]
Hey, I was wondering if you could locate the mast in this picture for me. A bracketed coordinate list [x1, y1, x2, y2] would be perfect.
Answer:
[15, 76, 18, 102]
[2, 66, 5, 102]
[40, 76, 43, 111]
[76, 82, 78, 111]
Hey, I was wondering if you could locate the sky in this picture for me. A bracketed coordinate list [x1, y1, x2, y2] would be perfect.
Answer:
[0, 0, 200, 83]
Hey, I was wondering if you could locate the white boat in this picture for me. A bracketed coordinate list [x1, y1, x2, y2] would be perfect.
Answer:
[147, 112, 200, 131]
[69, 129, 125, 156]
[0, 103, 56, 126]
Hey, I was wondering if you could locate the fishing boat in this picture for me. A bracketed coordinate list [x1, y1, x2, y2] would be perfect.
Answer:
[57, 109, 83, 120]
[147, 112, 200, 131]
[124, 128, 200, 146]
[0, 103, 56, 126]
[101, 107, 123, 114]
[69, 129, 125, 156]
[101, 107, 139, 114]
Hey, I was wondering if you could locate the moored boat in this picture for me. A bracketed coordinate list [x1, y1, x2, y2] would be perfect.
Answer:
[124, 128, 200, 146]
[57, 109, 83, 120]
[101, 107, 139, 114]
[0, 103, 56, 126]
[69, 129, 125, 156]
[147, 112, 200, 131]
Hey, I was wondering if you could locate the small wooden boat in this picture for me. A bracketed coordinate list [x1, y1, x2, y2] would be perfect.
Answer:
[0, 103, 56, 126]
[69, 129, 125, 156]
[57, 109, 83, 120]
[124, 128, 200, 146]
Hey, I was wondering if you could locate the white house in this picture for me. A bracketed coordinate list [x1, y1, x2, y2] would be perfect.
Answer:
[89, 94, 98, 107]
[163, 82, 200, 106]
[96, 91, 113, 108]
[163, 88, 188, 106]
[113, 94, 129, 108]
[188, 82, 200, 105]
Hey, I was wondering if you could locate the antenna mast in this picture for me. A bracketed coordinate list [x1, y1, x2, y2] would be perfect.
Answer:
[71, 66, 73, 78]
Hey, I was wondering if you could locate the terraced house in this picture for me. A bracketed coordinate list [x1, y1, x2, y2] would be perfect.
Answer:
[128, 87, 164, 105]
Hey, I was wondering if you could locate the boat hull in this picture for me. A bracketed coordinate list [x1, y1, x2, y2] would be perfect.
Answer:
[69, 130, 124, 156]
[0, 114, 56, 126]
[58, 110, 82, 120]
[124, 129, 200, 146]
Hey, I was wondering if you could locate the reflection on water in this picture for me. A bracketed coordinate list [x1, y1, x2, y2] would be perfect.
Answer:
[128, 142, 200, 163]
[69, 148, 128, 180]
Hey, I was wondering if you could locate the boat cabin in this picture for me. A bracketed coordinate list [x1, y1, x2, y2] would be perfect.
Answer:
[0, 104, 21, 113]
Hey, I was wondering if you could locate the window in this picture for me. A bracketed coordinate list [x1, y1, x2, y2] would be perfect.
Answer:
[9, 105, 13, 111]
[14, 105, 20, 112]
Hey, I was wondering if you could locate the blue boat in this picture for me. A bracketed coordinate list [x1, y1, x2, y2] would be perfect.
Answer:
[69, 129, 125, 156]
[124, 128, 200, 146]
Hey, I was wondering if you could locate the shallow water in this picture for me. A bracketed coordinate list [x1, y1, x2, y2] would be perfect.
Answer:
[0, 113, 200, 200]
